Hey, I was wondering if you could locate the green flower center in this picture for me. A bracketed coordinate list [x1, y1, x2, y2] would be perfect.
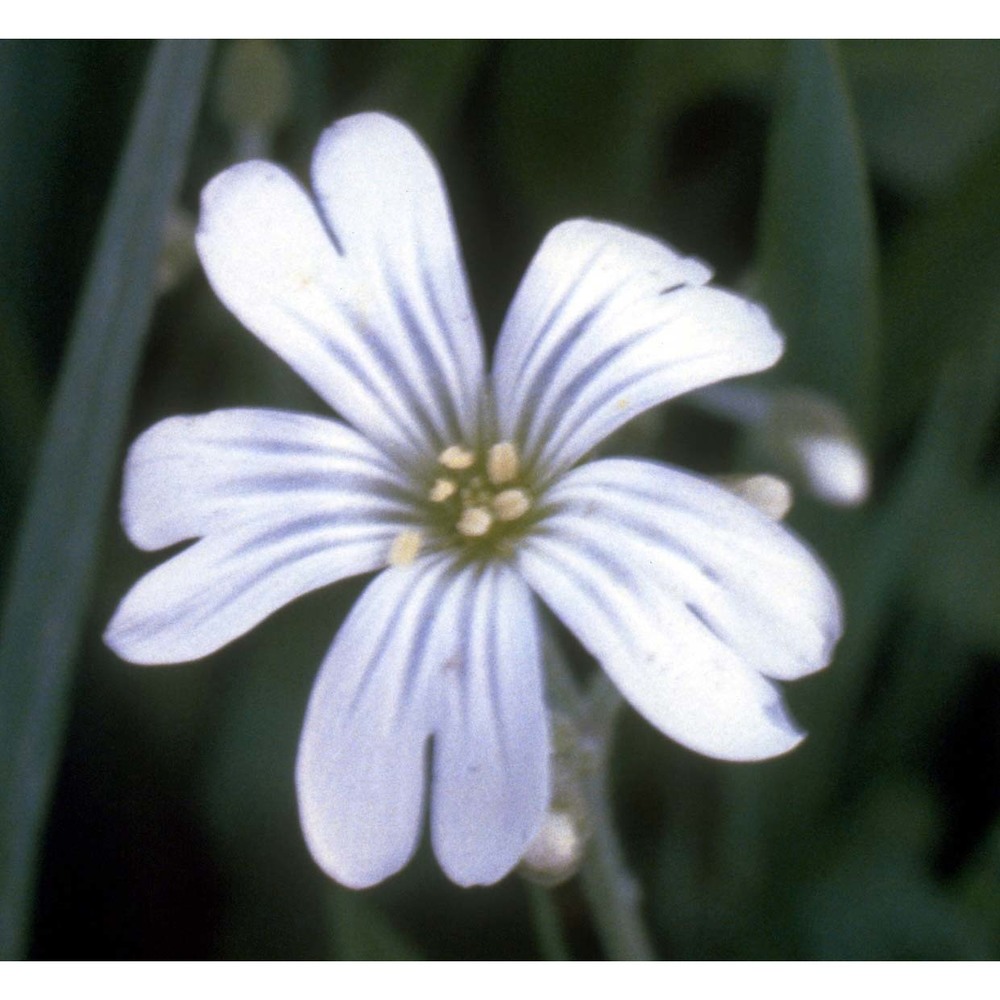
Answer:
[389, 441, 536, 565]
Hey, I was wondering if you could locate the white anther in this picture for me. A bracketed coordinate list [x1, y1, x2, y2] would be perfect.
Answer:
[487, 441, 520, 485]
[438, 445, 476, 470]
[456, 507, 493, 537]
[428, 478, 457, 503]
[492, 488, 530, 522]
[388, 530, 423, 566]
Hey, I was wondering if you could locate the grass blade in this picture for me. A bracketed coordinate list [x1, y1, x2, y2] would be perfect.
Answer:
[879, 125, 1000, 445]
[756, 40, 879, 432]
[0, 40, 212, 959]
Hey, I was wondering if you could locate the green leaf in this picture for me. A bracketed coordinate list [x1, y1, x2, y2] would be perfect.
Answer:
[783, 332, 998, 840]
[756, 40, 879, 433]
[800, 782, 992, 960]
[0, 42, 86, 326]
[842, 40, 1000, 195]
[494, 40, 779, 233]
[0, 40, 212, 959]
[879, 125, 1000, 445]
[0, 320, 44, 508]
[959, 817, 1000, 942]
[912, 488, 1000, 651]
[0, 43, 84, 570]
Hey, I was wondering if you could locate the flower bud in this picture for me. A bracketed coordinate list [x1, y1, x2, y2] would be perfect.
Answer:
[214, 41, 293, 160]
[156, 208, 197, 295]
[519, 808, 587, 887]
[695, 384, 870, 507]
[519, 712, 591, 887]
[758, 390, 870, 507]
[717, 473, 794, 521]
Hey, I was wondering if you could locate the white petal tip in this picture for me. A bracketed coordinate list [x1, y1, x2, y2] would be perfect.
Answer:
[755, 309, 786, 369]
[197, 159, 284, 220]
[102, 620, 168, 667]
[300, 843, 401, 890]
[689, 709, 806, 763]
[102, 614, 205, 667]
[315, 110, 407, 146]
[296, 783, 418, 890]
[439, 864, 507, 889]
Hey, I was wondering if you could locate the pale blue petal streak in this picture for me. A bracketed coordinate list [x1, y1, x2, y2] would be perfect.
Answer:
[197, 114, 488, 461]
[104, 409, 413, 664]
[296, 558, 549, 888]
[492, 220, 783, 477]
[518, 458, 843, 761]
[311, 112, 487, 449]
[431, 562, 549, 886]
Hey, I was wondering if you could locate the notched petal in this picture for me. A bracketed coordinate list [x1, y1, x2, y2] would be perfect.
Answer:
[120, 408, 412, 552]
[430, 563, 549, 885]
[296, 559, 548, 888]
[520, 457, 841, 761]
[196, 118, 486, 456]
[494, 219, 783, 476]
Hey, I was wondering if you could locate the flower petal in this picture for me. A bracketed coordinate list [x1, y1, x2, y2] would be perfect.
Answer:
[196, 115, 485, 459]
[120, 408, 416, 551]
[311, 112, 487, 449]
[519, 458, 842, 761]
[431, 563, 549, 886]
[296, 557, 547, 888]
[296, 560, 448, 889]
[105, 410, 412, 665]
[493, 220, 783, 477]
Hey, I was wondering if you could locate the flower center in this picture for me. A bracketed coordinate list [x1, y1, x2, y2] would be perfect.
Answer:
[388, 441, 535, 566]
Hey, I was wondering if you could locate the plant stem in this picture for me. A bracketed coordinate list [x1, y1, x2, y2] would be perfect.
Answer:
[526, 883, 573, 961]
[543, 645, 657, 960]
[578, 676, 656, 961]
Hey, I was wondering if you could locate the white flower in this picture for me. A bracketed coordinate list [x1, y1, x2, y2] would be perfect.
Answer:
[104, 113, 842, 889]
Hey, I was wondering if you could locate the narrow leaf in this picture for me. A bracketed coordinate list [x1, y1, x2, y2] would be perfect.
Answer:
[880, 125, 1000, 445]
[756, 40, 879, 432]
[0, 40, 212, 959]
[842, 40, 1000, 195]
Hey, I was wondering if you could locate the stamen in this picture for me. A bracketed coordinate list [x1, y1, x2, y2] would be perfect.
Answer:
[428, 478, 457, 503]
[456, 507, 493, 537]
[439, 445, 476, 470]
[492, 488, 530, 521]
[388, 530, 423, 566]
[430, 441, 532, 546]
[487, 441, 520, 485]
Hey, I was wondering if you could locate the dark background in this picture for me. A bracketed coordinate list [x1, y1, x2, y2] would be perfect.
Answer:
[1, 39, 998, 959]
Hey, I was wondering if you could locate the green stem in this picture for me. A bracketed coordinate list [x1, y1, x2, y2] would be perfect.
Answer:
[578, 765, 656, 961]
[578, 675, 656, 961]
[543, 643, 657, 960]
[526, 883, 573, 961]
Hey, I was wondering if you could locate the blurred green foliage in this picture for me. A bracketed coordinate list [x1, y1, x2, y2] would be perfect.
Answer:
[0, 39, 998, 959]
